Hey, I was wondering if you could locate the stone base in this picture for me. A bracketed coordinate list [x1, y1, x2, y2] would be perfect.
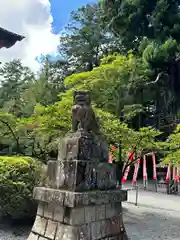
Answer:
[28, 216, 128, 239]
[27, 188, 128, 240]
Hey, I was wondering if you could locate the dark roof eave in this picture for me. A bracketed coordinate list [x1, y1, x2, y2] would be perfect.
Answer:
[0, 27, 25, 49]
[0, 27, 25, 41]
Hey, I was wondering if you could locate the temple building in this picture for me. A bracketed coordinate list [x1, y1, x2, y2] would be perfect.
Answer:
[0, 27, 24, 49]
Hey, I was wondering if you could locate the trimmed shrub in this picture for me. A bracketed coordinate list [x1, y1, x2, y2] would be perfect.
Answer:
[0, 156, 41, 219]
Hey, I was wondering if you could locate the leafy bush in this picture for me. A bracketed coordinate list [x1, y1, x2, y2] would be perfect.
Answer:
[0, 156, 41, 219]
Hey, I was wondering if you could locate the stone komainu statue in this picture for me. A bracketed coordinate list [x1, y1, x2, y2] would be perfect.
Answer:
[71, 90, 100, 134]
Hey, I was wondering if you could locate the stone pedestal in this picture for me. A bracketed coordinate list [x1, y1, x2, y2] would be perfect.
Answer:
[27, 131, 128, 239]
[28, 187, 128, 240]
[28, 186, 128, 240]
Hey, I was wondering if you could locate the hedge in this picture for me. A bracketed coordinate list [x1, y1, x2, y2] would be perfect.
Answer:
[0, 156, 41, 219]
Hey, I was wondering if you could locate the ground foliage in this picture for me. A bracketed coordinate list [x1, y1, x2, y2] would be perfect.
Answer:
[0, 156, 41, 219]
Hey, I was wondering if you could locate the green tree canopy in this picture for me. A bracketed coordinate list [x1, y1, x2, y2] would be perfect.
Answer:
[59, 3, 119, 72]
[101, 0, 180, 50]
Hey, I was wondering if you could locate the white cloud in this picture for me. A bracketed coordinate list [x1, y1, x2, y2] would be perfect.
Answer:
[0, 0, 59, 71]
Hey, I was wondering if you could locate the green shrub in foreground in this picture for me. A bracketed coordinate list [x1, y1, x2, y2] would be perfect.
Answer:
[0, 156, 41, 219]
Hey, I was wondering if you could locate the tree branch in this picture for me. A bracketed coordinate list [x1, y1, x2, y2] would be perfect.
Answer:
[144, 72, 164, 86]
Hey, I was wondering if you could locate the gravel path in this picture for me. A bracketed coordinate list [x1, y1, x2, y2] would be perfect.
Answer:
[123, 189, 180, 239]
[1, 189, 180, 239]
[0, 224, 30, 240]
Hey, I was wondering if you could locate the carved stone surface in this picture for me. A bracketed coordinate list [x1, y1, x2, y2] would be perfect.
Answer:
[58, 130, 109, 162]
[47, 160, 118, 191]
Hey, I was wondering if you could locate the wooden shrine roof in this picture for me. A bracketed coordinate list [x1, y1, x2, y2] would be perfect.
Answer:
[0, 27, 25, 49]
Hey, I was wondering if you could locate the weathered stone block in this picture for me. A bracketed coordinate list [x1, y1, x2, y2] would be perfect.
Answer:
[37, 202, 45, 217]
[64, 206, 85, 225]
[44, 202, 54, 219]
[95, 204, 105, 220]
[57, 133, 80, 161]
[106, 215, 122, 237]
[57, 131, 108, 162]
[47, 160, 57, 186]
[55, 223, 91, 240]
[33, 187, 127, 207]
[79, 224, 91, 239]
[90, 215, 123, 239]
[27, 232, 39, 240]
[53, 218, 126, 240]
[55, 224, 64, 240]
[32, 216, 47, 236]
[91, 220, 102, 239]
[105, 202, 122, 219]
[53, 205, 65, 222]
[84, 205, 96, 223]
[45, 220, 58, 239]
[47, 160, 117, 191]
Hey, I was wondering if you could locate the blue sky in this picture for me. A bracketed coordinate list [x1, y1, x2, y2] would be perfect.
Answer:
[50, 0, 97, 34]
